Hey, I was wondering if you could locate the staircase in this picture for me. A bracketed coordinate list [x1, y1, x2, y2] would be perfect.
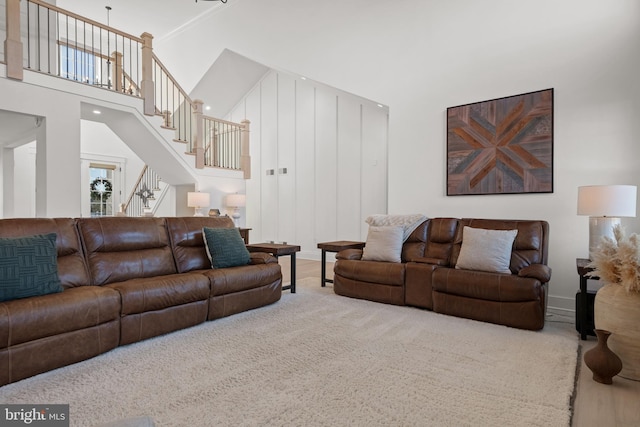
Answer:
[1, 0, 250, 213]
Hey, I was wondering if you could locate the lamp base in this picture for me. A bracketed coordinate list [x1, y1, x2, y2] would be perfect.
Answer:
[193, 208, 204, 217]
[589, 216, 620, 256]
[232, 208, 241, 226]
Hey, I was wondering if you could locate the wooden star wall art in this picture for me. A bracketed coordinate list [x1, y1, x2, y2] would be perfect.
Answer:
[446, 88, 553, 196]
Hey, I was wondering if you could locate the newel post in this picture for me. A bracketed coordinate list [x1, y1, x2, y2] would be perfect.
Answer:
[112, 51, 123, 92]
[193, 99, 205, 169]
[241, 120, 251, 179]
[5, 0, 23, 80]
[140, 32, 155, 116]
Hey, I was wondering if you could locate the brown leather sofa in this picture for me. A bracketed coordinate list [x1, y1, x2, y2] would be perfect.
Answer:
[0, 216, 281, 386]
[334, 218, 550, 331]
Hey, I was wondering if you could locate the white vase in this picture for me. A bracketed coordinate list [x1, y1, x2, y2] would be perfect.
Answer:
[594, 283, 640, 381]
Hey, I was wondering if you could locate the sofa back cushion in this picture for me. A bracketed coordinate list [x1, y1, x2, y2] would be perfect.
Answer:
[166, 216, 236, 273]
[78, 217, 176, 285]
[401, 220, 429, 262]
[450, 219, 549, 273]
[0, 218, 89, 289]
[423, 218, 459, 264]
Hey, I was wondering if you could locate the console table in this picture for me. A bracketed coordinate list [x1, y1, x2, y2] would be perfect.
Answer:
[317, 241, 366, 286]
[246, 243, 301, 293]
[576, 258, 597, 340]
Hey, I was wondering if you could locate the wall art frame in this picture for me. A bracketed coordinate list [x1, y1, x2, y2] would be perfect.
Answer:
[446, 88, 554, 196]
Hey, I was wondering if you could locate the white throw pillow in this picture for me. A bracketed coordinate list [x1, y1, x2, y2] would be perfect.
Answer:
[455, 226, 518, 274]
[361, 226, 404, 263]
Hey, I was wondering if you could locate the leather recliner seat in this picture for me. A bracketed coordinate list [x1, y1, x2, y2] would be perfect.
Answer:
[334, 218, 550, 331]
[0, 216, 282, 386]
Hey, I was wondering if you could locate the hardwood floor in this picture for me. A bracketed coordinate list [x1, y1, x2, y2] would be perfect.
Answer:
[278, 257, 640, 426]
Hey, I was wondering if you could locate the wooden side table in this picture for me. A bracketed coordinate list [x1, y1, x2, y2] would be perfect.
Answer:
[317, 241, 366, 287]
[576, 258, 597, 340]
[246, 243, 301, 293]
[238, 228, 251, 245]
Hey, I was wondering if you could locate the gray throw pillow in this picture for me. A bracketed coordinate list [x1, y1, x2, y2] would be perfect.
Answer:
[455, 226, 518, 274]
[202, 227, 250, 268]
[0, 233, 63, 302]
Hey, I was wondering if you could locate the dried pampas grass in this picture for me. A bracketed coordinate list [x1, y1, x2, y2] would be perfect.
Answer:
[588, 224, 640, 293]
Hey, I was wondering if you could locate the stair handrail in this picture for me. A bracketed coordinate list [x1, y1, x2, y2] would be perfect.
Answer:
[202, 115, 243, 170]
[3, 0, 251, 177]
[123, 165, 149, 214]
[27, 0, 143, 43]
[150, 52, 198, 158]
[14, 0, 144, 92]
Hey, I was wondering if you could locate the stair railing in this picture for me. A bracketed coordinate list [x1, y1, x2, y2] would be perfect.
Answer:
[122, 165, 163, 217]
[150, 53, 196, 155]
[2, 0, 250, 176]
[14, 0, 143, 95]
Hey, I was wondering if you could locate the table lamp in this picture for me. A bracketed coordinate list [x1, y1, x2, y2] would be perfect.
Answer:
[226, 193, 246, 226]
[187, 191, 210, 217]
[577, 185, 637, 255]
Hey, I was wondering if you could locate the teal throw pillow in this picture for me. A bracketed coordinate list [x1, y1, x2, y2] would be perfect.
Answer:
[0, 233, 63, 302]
[202, 227, 250, 268]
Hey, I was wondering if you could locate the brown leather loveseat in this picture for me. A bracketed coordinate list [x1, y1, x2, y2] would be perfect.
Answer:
[333, 218, 550, 331]
[0, 216, 281, 386]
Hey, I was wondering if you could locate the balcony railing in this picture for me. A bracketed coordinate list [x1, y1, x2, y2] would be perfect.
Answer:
[1, 0, 250, 177]
[20, 0, 142, 94]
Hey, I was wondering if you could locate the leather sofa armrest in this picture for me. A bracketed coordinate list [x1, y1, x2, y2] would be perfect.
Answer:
[518, 264, 552, 283]
[409, 257, 448, 266]
[249, 252, 278, 264]
[336, 249, 363, 260]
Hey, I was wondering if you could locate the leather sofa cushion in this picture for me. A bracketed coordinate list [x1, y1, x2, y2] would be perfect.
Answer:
[424, 218, 458, 264]
[166, 216, 237, 273]
[432, 268, 543, 302]
[402, 220, 428, 262]
[78, 217, 177, 285]
[0, 218, 89, 288]
[107, 273, 210, 315]
[0, 286, 120, 349]
[205, 263, 282, 296]
[334, 259, 405, 286]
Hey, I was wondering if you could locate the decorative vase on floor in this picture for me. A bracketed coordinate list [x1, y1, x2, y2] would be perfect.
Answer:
[594, 283, 640, 381]
[583, 329, 622, 384]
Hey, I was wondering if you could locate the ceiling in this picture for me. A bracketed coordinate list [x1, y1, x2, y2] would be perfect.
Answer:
[57, 0, 223, 43]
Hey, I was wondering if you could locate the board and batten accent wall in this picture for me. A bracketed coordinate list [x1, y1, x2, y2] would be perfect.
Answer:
[229, 69, 388, 259]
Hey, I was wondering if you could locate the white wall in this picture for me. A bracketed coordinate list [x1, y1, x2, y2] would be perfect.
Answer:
[155, 0, 640, 311]
[229, 69, 388, 256]
[13, 142, 36, 217]
[0, 73, 82, 217]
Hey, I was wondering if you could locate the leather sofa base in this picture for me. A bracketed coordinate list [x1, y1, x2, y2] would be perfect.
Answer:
[208, 280, 282, 320]
[334, 275, 404, 306]
[432, 291, 545, 331]
[0, 320, 120, 386]
[120, 300, 209, 345]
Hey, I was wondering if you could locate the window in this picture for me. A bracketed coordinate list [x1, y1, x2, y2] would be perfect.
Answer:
[60, 45, 97, 85]
[89, 165, 115, 217]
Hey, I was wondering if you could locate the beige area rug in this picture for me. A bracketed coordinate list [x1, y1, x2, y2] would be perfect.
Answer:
[0, 278, 578, 426]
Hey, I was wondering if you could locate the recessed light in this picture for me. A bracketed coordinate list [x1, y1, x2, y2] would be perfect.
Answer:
[93, 110, 101, 114]
[377, 104, 384, 108]
[301, 76, 307, 80]
[205, 106, 211, 111]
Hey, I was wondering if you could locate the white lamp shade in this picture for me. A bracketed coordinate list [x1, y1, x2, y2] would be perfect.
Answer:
[577, 185, 637, 217]
[226, 194, 246, 208]
[187, 192, 210, 208]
